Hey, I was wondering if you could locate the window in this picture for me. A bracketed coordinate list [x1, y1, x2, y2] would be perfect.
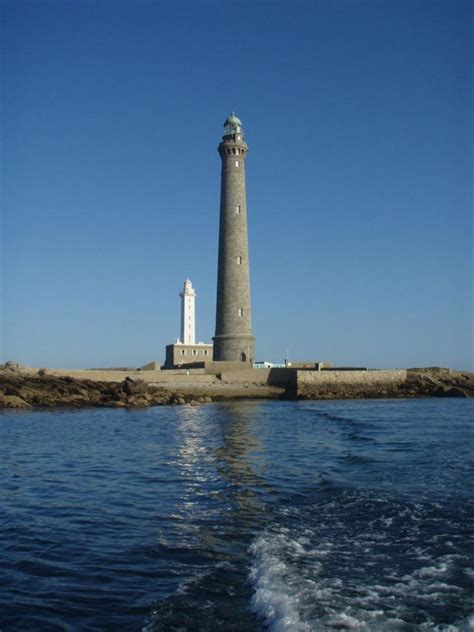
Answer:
[238, 308, 244, 317]
[236, 256, 242, 265]
[204, 350, 209, 356]
[235, 160, 239, 167]
[181, 349, 186, 356]
[235, 205, 241, 214]
[192, 349, 197, 356]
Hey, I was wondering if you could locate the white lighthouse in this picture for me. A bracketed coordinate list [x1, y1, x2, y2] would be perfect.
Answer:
[164, 279, 213, 368]
[179, 278, 196, 345]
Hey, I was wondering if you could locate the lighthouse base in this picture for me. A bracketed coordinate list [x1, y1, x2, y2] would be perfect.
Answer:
[212, 334, 255, 364]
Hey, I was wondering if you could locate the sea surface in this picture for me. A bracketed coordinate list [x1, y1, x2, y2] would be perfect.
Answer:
[0, 399, 473, 631]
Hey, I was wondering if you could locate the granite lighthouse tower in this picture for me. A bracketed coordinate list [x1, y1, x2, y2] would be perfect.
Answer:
[213, 113, 255, 363]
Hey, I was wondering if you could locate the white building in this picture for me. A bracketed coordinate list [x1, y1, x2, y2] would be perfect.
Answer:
[164, 279, 213, 368]
[179, 278, 196, 345]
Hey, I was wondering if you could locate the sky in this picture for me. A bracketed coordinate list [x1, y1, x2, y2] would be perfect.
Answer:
[1, 0, 472, 370]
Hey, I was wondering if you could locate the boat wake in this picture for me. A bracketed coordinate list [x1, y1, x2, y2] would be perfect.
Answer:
[249, 488, 474, 631]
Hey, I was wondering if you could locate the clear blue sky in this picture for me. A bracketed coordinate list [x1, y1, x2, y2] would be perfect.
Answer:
[1, 0, 472, 370]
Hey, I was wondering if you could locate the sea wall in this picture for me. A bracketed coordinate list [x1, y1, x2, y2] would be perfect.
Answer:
[219, 368, 294, 387]
[296, 370, 408, 399]
[48, 369, 215, 383]
[220, 369, 270, 384]
[146, 373, 217, 384]
[204, 361, 253, 373]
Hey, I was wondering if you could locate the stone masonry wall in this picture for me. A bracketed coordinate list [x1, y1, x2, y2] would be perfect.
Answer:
[220, 369, 271, 384]
[219, 368, 294, 387]
[205, 361, 253, 374]
[296, 370, 408, 399]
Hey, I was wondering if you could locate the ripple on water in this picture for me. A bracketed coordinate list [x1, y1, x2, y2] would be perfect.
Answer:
[249, 486, 474, 631]
[0, 399, 472, 630]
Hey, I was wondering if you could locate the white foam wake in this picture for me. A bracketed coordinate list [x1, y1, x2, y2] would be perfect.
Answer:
[249, 529, 314, 631]
[248, 524, 474, 631]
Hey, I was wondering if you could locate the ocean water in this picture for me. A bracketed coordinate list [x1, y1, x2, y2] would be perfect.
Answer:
[0, 399, 473, 631]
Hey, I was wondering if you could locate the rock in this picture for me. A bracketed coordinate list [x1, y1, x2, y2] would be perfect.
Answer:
[3, 367, 18, 374]
[127, 395, 149, 407]
[444, 387, 468, 398]
[121, 377, 148, 396]
[433, 385, 467, 398]
[74, 386, 91, 398]
[2, 395, 30, 408]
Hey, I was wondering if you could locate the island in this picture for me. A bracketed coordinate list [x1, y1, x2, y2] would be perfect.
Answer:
[0, 363, 472, 409]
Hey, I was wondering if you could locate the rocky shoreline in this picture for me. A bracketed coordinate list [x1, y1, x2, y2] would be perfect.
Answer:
[0, 365, 472, 409]
[0, 374, 214, 409]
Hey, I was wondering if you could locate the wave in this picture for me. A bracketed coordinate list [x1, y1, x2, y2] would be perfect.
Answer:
[310, 410, 359, 425]
[341, 451, 376, 464]
[249, 491, 474, 631]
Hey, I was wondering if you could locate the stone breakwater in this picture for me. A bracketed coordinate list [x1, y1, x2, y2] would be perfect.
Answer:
[0, 366, 472, 409]
[295, 368, 474, 399]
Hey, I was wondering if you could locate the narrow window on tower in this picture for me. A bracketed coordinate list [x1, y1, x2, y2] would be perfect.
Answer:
[235, 160, 239, 167]
[235, 205, 241, 214]
[192, 350, 197, 356]
[238, 308, 244, 317]
[181, 349, 186, 356]
[236, 256, 242, 265]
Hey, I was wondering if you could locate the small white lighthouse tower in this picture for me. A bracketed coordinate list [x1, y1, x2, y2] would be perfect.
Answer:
[179, 279, 196, 345]
[164, 278, 213, 368]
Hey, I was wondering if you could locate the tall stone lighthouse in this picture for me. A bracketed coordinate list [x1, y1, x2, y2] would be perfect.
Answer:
[213, 113, 255, 364]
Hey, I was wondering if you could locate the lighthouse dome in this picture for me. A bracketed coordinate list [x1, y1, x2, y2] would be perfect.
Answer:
[223, 112, 243, 138]
[224, 112, 242, 127]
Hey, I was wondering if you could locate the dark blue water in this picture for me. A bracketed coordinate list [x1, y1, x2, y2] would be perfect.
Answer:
[0, 399, 473, 631]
